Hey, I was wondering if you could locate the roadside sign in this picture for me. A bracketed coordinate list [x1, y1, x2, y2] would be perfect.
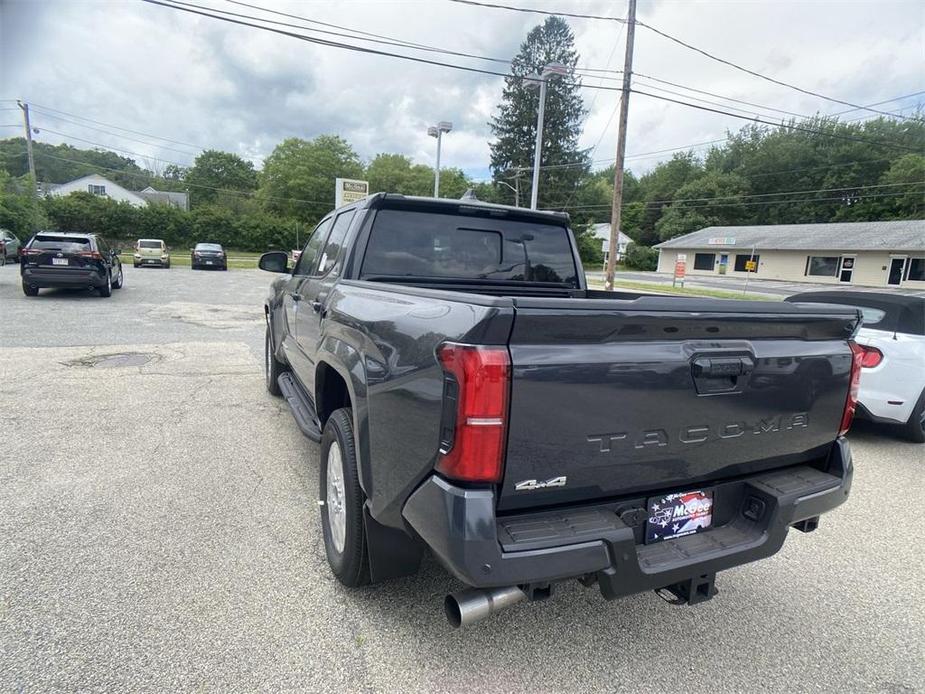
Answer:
[708, 237, 736, 246]
[745, 260, 757, 272]
[673, 257, 686, 287]
[335, 178, 369, 208]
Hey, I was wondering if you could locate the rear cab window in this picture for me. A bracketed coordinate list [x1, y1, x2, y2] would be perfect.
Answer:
[360, 209, 579, 287]
[31, 235, 92, 253]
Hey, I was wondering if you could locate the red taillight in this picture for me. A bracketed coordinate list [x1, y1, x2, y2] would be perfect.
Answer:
[79, 251, 104, 260]
[20, 247, 40, 256]
[858, 345, 883, 368]
[839, 341, 864, 436]
[436, 343, 510, 483]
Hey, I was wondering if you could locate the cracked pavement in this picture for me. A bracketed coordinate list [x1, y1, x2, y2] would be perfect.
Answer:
[1, 265, 923, 693]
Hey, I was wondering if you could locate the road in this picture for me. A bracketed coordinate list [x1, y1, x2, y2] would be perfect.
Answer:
[2, 264, 923, 693]
[587, 270, 922, 298]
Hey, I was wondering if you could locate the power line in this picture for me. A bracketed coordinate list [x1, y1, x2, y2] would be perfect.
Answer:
[562, 189, 924, 212]
[446, 0, 920, 122]
[28, 103, 209, 151]
[35, 128, 195, 167]
[30, 109, 203, 157]
[633, 19, 922, 122]
[540, 180, 923, 208]
[142, 0, 917, 156]
[630, 89, 921, 152]
[446, 0, 625, 23]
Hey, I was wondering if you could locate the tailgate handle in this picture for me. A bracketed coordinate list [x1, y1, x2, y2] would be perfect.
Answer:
[692, 356, 753, 378]
[691, 356, 754, 395]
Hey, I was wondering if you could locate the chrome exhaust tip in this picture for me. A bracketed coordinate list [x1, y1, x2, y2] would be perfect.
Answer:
[444, 586, 527, 628]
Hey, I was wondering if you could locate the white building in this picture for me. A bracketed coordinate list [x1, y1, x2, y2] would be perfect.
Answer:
[588, 223, 634, 265]
[46, 174, 189, 210]
[654, 220, 925, 289]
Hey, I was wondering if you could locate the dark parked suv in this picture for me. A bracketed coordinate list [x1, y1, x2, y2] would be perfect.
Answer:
[20, 232, 124, 297]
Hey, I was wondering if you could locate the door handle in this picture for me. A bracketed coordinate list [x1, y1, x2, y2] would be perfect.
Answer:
[310, 300, 323, 313]
[289, 292, 302, 302]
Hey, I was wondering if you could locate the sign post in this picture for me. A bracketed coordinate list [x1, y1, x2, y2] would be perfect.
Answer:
[673, 253, 687, 288]
[335, 178, 369, 208]
[742, 244, 757, 296]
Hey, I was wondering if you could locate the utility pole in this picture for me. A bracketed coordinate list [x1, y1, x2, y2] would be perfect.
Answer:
[605, 0, 637, 290]
[17, 100, 37, 188]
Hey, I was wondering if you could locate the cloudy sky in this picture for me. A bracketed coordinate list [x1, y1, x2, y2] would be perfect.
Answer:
[1, 0, 922, 182]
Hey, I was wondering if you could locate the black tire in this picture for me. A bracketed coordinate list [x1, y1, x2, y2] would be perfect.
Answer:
[133, 261, 139, 268]
[22, 282, 38, 297]
[112, 265, 124, 289]
[903, 389, 925, 443]
[98, 271, 112, 297]
[319, 408, 370, 587]
[164, 261, 171, 269]
[264, 324, 286, 396]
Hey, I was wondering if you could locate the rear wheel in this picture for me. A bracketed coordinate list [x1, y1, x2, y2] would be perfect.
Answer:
[319, 408, 370, 587]
[98, 271, 112, 297]
[903, 389, 925, 443]
[112, 266, 124, 289]
[264, 325, 286, 396]
[22, 282, 38, 297]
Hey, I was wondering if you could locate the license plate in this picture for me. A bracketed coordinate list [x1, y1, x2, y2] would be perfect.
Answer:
[205, 260, 213, 264]
[646, 490, 713, 544]
[52, 257, 68, 265]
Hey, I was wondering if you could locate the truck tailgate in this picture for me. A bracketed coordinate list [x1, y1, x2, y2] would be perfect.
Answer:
[499, 300, 859, 511]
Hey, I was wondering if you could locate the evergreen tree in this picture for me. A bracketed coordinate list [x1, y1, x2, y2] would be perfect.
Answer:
[488, 16, 588, 210]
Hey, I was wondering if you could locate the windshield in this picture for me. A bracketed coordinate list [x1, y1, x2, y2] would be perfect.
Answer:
[138, 240, 163, 249]
[31, 236, 91, 252]
[361, 209, 579, 287]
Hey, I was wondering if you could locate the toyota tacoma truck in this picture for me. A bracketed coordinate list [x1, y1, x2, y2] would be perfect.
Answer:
[258, 194, 861, 627]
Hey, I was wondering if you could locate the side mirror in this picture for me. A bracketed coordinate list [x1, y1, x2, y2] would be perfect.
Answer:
[112, 248, 122, 255]
[259, 251, 290, 274]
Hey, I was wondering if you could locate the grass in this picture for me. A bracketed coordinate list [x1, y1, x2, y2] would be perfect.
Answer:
[588, 278, 779, 301]
[119, 250, 263, 269]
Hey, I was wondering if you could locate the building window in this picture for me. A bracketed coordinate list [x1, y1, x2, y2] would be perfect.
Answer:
[88, 184, 106, 196]
[693, 253, 715, 270]
[805, 256, 839, 277]
[907, 257, 925, 282]
[734, 254, 760, 272]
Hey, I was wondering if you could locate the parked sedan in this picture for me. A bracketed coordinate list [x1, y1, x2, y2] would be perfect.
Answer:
[191, 243, 227, 270]
[20, 232, 124, 297]
[1, 228, 21, 265]
[134, 238, 170, 268]
[786, 290, 925, 442]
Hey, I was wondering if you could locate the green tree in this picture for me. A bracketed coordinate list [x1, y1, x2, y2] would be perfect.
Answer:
[259, 135, 363, 223]
[366, 153, 433, 195]
[489, 16, 588, 210]
[185, 150, 257, 208]
[655, 172, 750, 241]
[624, 243, 659, 271]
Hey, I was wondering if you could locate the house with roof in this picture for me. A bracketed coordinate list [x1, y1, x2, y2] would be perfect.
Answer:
[654, 220, 925, 289]
[588, 223, 634, 265]
[45, 174, 189, 210]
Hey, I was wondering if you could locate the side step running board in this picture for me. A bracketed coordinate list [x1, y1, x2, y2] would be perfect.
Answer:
[278, 372, 322, 442]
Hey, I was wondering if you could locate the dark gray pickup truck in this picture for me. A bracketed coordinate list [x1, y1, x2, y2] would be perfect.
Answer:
[259, 194, 861, 627]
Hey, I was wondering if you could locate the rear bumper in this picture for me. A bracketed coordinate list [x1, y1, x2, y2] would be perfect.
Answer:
[21, 268, 105, 288]
[402, 438, 852, 598]
[136, 258, 169, 266]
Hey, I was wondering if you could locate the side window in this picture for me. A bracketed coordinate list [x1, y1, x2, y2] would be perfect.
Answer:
[293, 217, 333, 276]
[96, 237, 108, 254]
[317, 210, 355, 276]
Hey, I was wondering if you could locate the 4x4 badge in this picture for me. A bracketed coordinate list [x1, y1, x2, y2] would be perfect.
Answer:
[515, 476, 567, 491]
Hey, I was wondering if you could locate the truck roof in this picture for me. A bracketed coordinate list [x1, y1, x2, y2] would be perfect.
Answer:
[361, 192, 572, 225]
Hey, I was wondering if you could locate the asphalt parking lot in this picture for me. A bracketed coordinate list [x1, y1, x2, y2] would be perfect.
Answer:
[1, 264, 923, 693]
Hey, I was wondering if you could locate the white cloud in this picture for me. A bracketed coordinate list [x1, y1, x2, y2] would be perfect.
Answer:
[1, 0, 921, 179]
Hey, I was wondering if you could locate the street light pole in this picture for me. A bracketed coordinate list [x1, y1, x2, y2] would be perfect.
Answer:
[527, 63, 567, 211]
[428, 121, 452, 198]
